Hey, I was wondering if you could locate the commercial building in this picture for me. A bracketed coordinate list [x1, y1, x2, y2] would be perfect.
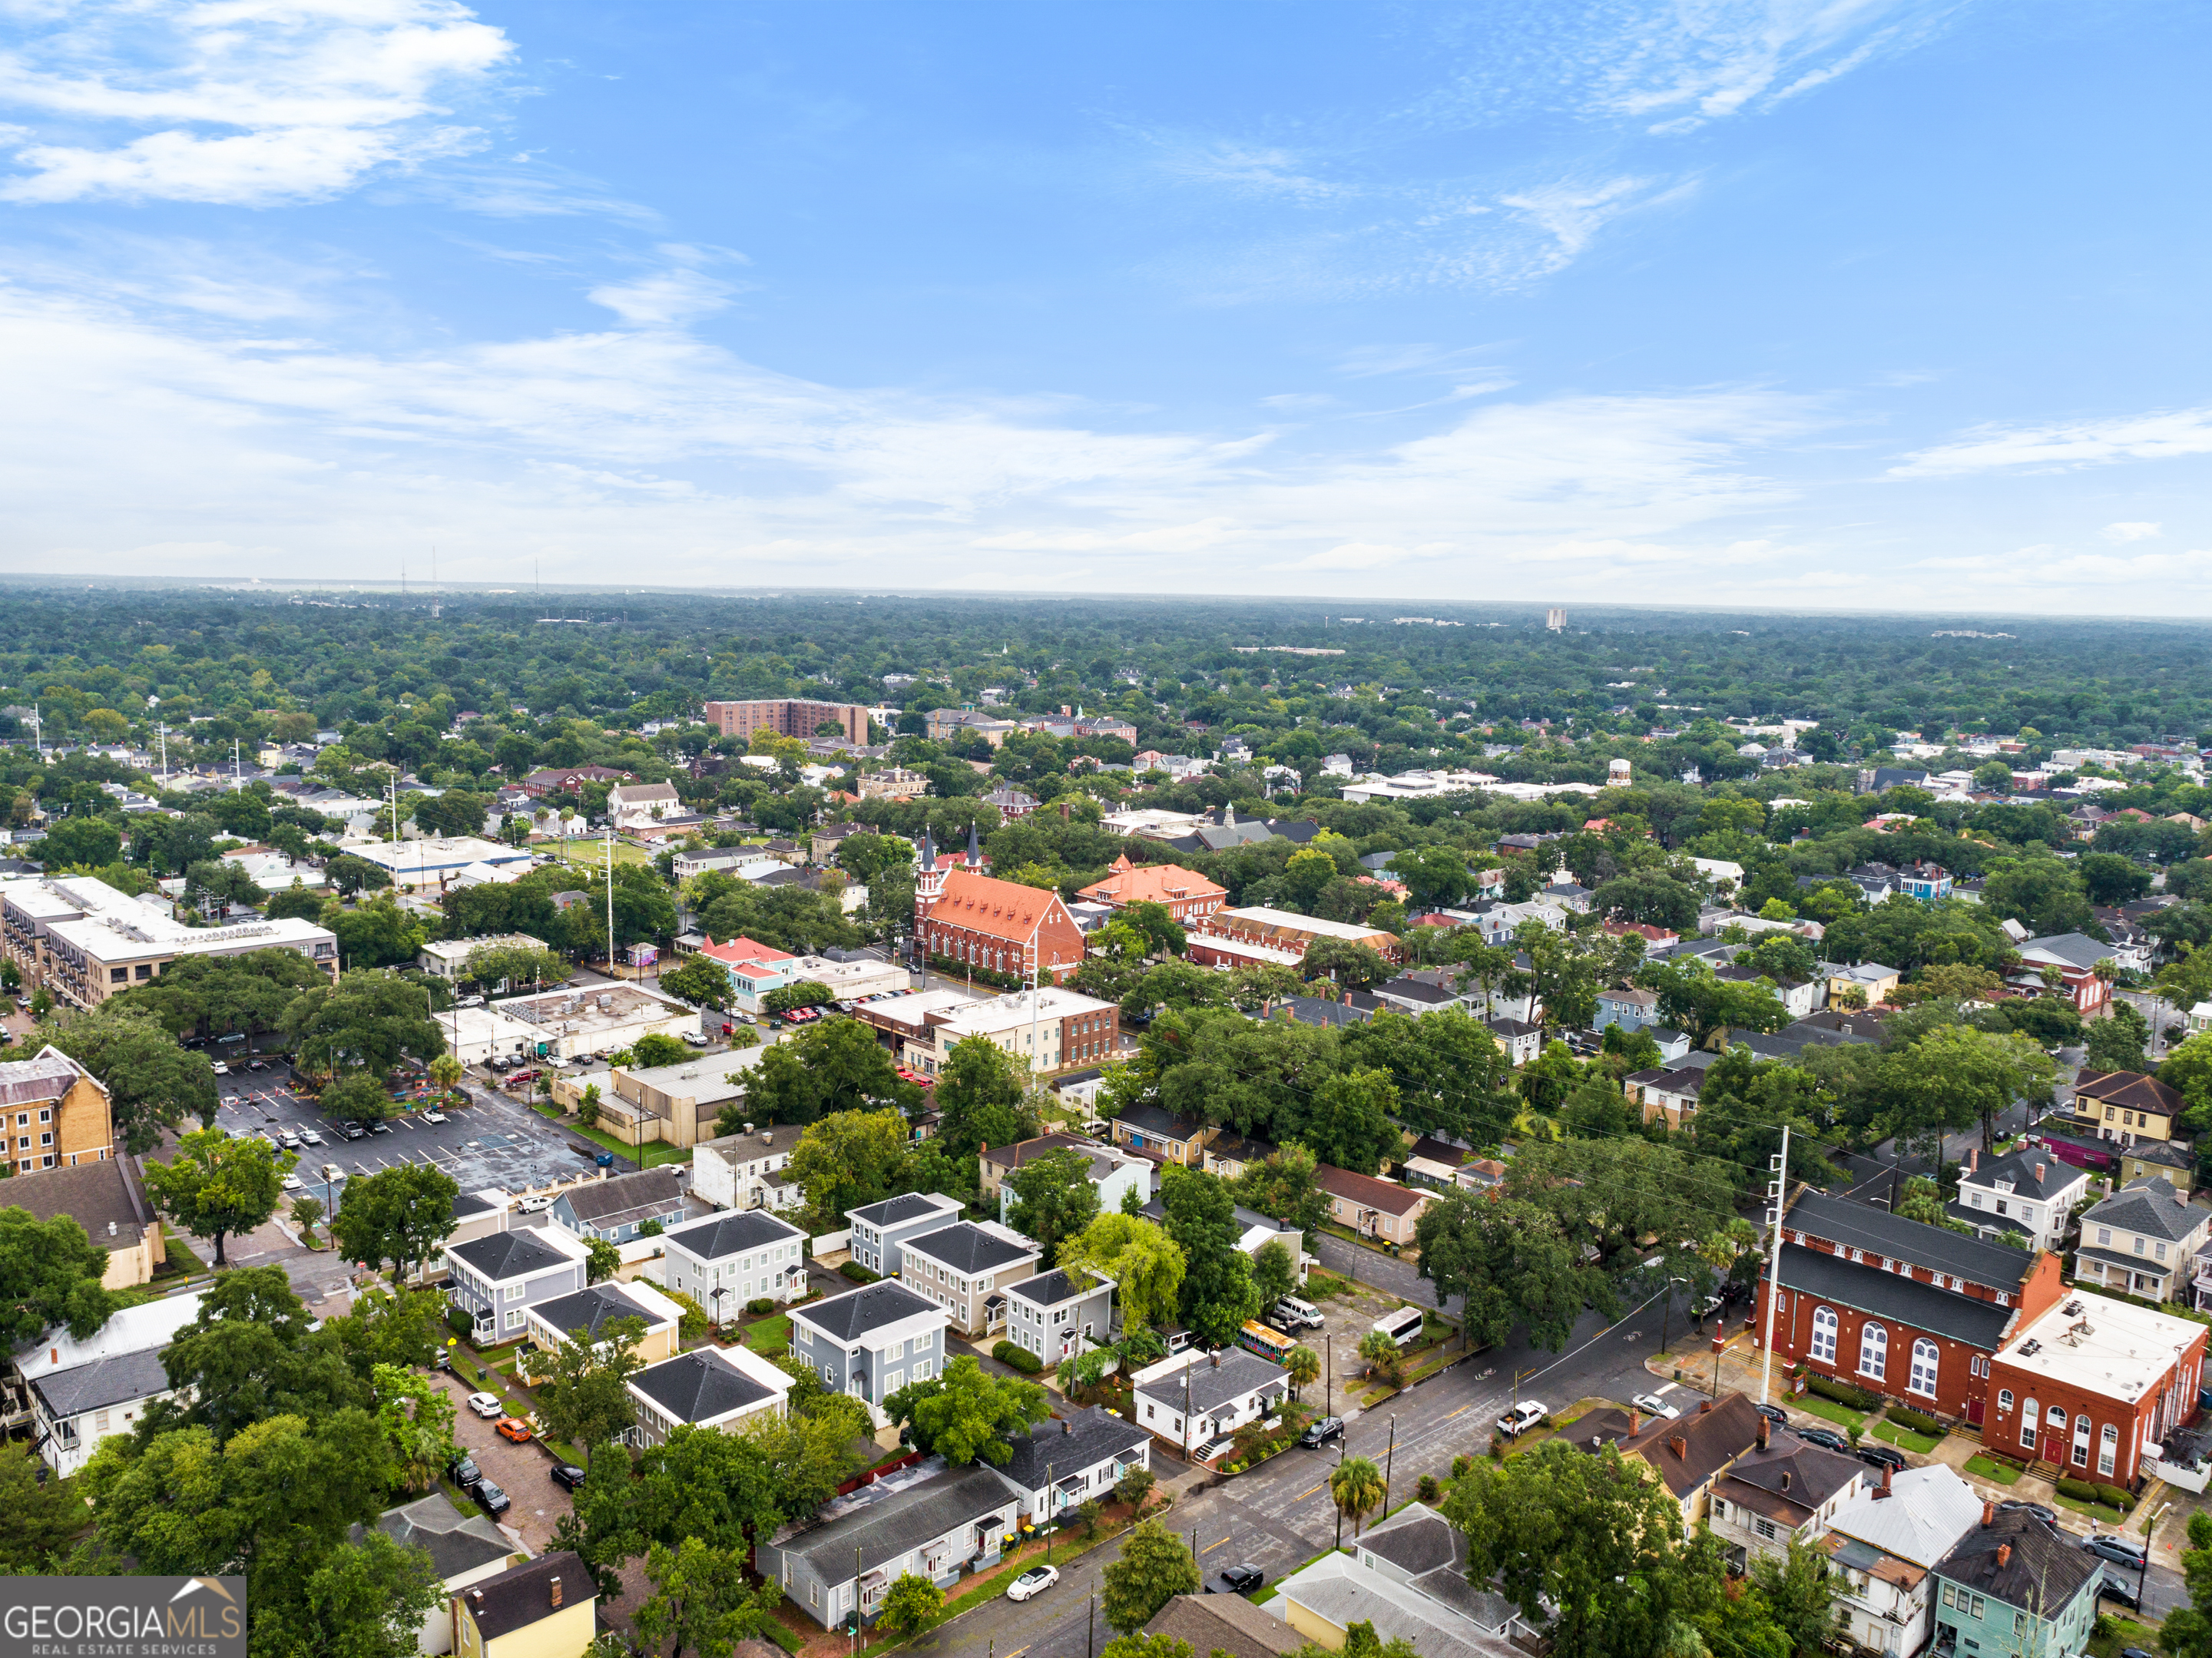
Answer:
[1984, 1290, 2207, 1484]
[690, 934, 906, 1014]
[901, 985, 1121, 1079]
[340, 836, 535, 888]
[0, 875, 336, 1010]
[1754, 1190, 2066, 1425]
[704, 698, 870, 746]
[1185, 905, 1401, 969]
[492, 983, 700, 1061]
[418, 932, 553, 982]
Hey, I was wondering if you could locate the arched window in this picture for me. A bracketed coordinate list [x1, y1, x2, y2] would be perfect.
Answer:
[1909, 1338, 1939, 1398]
[2048, 1407, 2067, 1435]
[1810, 1306, 1837, 1365]
[2073, 1414, 2093, 1467]
[1998, 1388, 2014, 1416]
[1859, 1322, 1888, 1382]
[2100, 1423, 2119, 1478]
[2022, 1398, 2040, 1452]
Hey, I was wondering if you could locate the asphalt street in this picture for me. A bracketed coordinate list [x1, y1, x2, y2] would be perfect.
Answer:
[915, 1288, 1717, 1658]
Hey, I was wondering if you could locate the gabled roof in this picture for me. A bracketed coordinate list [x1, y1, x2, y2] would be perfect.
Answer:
[1959, 1147, 2087, 1202]
[1357, 1504, 1462, 1576]
[1143, 1596, 1303, 1658]
[630, 1347, 781, 1424]
[2082, 1177, 2207, 1243]
[2015, 932, 2113, 971]
[0, 1157, 150, 1249]
[449, 1226, 582, 1282]
[1776, 1245, 2015, 1348]
[793, 1280, 942, 1343]
[1784, 1190, 2037, 1289]
[31, 1348, 171, 1418]
[529, 1282, 670, 1342]
[998, 1405, 1149, 1491]
[1114, 1102, 1207, 1140]
[780, 1464, 1016, 1580]
[368, 1494, 513, 1583]
[902, 1222, 1036, 1276]
[1611, 1394, 1765, 1498]
[929, 868, 1072, 944]
[559, 1167, 686, 1226]
[1310, 1163, 1429, 1217]
[1712, 1432, 1864, 1521]
[1134, 1350, 1290, 1416]
[1005, 1268, 1104, 1309]
[664, 1210, 806, 1261]
[460, 1552, 591, 1640]
[2073, 1069, 2186, 1116]
[1078, 857, 1227, 908]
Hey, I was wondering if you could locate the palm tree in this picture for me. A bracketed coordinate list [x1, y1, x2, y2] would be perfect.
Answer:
[1357, 1329, 1402, 1388]
[1329, 1455, 1387, 1545]
[429, 1053, 462, 1100]
[1283, 1344, 1321, 1402]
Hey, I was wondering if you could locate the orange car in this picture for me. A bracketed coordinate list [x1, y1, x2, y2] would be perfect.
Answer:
[495, 1416, 533, 1444]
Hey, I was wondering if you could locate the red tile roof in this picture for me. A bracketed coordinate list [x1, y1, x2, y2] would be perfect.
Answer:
[932, 869, 1069, 945]
[1078, 854, 1226, 908]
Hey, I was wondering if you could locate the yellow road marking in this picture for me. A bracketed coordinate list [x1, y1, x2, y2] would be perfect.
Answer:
[1203, 1538, 1229, 1554]
[1296, 1483, 1326, 1500]
[1443, 1405, 1472, 1420]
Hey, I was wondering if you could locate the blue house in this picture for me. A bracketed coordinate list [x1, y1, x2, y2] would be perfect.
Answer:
[1931, 1509, 2103, 1658]
[551, 1167, 688, 1243]
[1594, 988, 1661, 1034]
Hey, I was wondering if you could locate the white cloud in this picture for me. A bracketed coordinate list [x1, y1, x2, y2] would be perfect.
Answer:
[1892, 408, 2212, 476]
[1282, 541, 1411, 571]
[587, 247, 746, 327]
[0, 0, 513, 204]
[2103, 521, 2163, 543]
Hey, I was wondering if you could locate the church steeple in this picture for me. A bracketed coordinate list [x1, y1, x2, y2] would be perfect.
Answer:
[965, 820, 982, 868]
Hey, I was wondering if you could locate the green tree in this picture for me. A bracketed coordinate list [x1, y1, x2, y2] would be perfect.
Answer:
[881, 1354, 1050, 1465]
[661, 954, 732, 1011]
[329, 1162, 460, 1284]
[282, 969, 446, 1083]
[1279, 1066, 1402, 1175]
[532, 1316, 647, 1464]
[463, 942, 568, 994]
[373, 1362, 459, 1493]
[111, 947, 329, 1044]
[2161, 1510, 2212, 1658]
[1329, 1454, 1387, 1544]
[0, 1440, 87, 1570]
[1885, 1023, 2058, 1157]
[30, 1003, 219, 1153]
[1634, 958, 1790, 1051]
[2085, 1003, 2151, 1073]
[585, 1236, 622, 1283]
[1251, 1238, 1297, 1311]
[321, 1070, 399, 1124]
[1005, 1146, 1101, 1266]
[1235, 1143, 1330, 1239]
[1299, 937, 1394, 991]
[1392, 844, 1473, 910]
[144, 1127, 293, 1268]
[1160, 1166, 1260, 1346]
[761, 979, 836, 1016]
[282, 1519, 448, 1658]
[146, 1266, 368, 1442]
[737, 1018, 918, 1127]
[326, 893, 429, 969]
[0, 1206, 121, 1342]
[1415, 1188, 1614, 1353]
[783, 1108, 916, 1230]
[935, 1031, 1034, 1155]
[1058, 1212, 1187, 1332]
[875, 1573, 944, 1641]
[633, 1536, 782, 1658]
[1101, 1517, 1201, 1633]
[631, 1031, 692, 1067]
[1282, 1342, 1321, 1401]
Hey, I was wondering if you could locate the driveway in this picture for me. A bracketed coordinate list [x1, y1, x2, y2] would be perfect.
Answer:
[427, 1370, 575, 1554]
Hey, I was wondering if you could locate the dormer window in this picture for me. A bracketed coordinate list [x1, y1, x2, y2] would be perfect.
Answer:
[1993, 1180, 2014, 1195]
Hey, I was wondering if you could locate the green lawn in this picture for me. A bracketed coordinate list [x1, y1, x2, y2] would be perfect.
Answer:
[2088, 1615, 2160, 1657]
[2051, 1488, 2131, 1527]
[742, 1314, 791, 1357]
[160, 1225, 207, 1273]
[554, 1115, 693, 1168]
[1965, 1454, 2022, 1486]
[1303, 1269, 1354, 1299]
[1793, 1394, 1867, 1431]
[1869, 1419, 1942, 1454]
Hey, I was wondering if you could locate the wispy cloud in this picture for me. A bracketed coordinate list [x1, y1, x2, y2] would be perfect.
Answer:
[1891, 408, 2212, 476]
[0, 0, 514, 205]
[2104, 521, 2162, 543]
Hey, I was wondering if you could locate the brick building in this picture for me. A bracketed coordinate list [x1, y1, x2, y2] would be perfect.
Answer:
[703, 699, 869, 746]
[0, 1048, 114, 1176]
[1755, 1191, 2065, 1425]
[915, 859, 1086, 986]
[1185, 905, 1401, 969]
[1077, 854, 1228, 925]
[1983, 1292, 2207, 1485]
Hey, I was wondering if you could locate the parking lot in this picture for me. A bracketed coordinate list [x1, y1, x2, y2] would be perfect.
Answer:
[428, 1369, 575, 1553]
[215, 1065, 604, 1209]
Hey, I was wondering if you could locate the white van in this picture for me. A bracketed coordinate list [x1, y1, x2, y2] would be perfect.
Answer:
[1271, 1296, 1325, 1332]
[1372, 1305, 1426, 1349]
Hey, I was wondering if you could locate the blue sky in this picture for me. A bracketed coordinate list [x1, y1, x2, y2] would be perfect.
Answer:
[2, 0, 2209, 611]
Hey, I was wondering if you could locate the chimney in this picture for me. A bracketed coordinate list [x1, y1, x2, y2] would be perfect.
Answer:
[1697, 1398, 1713, 1414]
[1757, 1417, 1770, 1450]
[1210, 1352, 1220, 1368]
[470, 1590, 485, 1608]
[1061, 1418, 1071, 1435]
[1880, 1461, 1892, 1497]
[1996, 1544, 2012, 1572]
[1668, 1435, 1688, 1461]
[1629, 1409, 1641, 1434]
[1982, 1499, 1996, 1527]
[1969, 1148, 1979, 1173]
[549, 1576, 562, 1610]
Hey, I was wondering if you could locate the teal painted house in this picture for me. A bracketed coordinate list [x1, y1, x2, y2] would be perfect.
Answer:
[1930, 1510, 2104, 1658]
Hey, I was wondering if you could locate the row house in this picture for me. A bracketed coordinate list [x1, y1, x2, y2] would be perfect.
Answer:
[1754, 1191, 2065, 1425]
[897, 1220, 1041, 1339]
[1984, 1292, 2206, 1485]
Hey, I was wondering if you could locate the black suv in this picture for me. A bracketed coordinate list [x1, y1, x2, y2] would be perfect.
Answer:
[449, 1451, 481, 1486]
[1207, 1564, 1263, 1594]
[472, 1478, 511, 1516]
[1299, 1416, 1345, 1448]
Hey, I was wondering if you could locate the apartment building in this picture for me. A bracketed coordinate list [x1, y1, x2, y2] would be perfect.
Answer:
[0, 875, 336, 1009]
[902, 985, 1121, 1079]
[0, 1047, 114, 1176]
[898, 1221, 1041, 1339]
[703, 699, 870, 746]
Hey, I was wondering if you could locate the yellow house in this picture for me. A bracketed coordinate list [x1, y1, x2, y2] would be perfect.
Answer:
[4, 1158, 163, 1289]
[2073, 1069, 2186, 1145]
[1826, 962, 1900, 1008]
[518, 1281, 683, 1376]
[453, 1551, 595, 1658]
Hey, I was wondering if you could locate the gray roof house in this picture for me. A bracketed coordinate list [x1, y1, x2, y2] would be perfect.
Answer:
[845, 1190, 965, 1278]
[443, 1224, 591, 1343]
[788, 1281, 951, 1420]
[1351, 1502, 1523, 1639]
[2074, 1176, 2212, 1302]
[363, 1494, 516, 1654]
[756, 1461, 1021, 1630]
[550, 1167, 688, 1243]
[628, 1345, 794, 1447]
[1144, 1596, 1303, 1658]
[662, 1210, 811, 1319]
[1131, 1349, 1290, 1463]
[898, 1221, 1041, 1339]
[1005, 1268, 1115, 1368]
[995, 1405, 1151, 1524]
[1949, 1147, 2090, 1253]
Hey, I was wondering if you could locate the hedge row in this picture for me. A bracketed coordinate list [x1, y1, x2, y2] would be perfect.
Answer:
[1885, 1405, 1945, 1437]
[839, 1261, 880, 1284]
[1806, 1375, 1881, 1411]
[992, 1340, 1044, 1374]
[2056, 1477, 2135, 1511]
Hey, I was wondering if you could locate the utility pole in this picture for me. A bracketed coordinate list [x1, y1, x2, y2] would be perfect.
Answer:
[1382, 1416, 1396, 1513]
[1760, 1124, 1790, 1405]
[605, 828, 616, 978]
[232, 738, 242, 792]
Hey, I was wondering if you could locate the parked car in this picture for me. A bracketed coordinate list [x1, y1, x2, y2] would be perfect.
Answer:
[338, 1123, 367, 1141]
[281, 1173, 303, 1192]
[1006, 1564, 1059, 1602]
[1752, 1403, 1788, 1428]
[1796, 1426, 1849, 1453]
[471, 1478, 511, 1516]
[518, 1193, 556, 1213]
[1496, 1402, 1547, 1438]
[2084, 1534, 2148, 1568]
[550, 1463, 587, 1491]
[465, 1392, 505, 1419]
[1631, 1393, 1680, 1420]
[682, 1031, 711, 1047]
[422, 1110, 447, 1124]
[449, 1451, 480, 1485]
[431, 1347, 452, 1372]
[1998, 1500, 2058, 1527]
[495, 1417, 533, 1444]
[246, 1058, 270, 1072]
[211, 1061, 229, 1076]
[279, 1130, 302, 1149]
[1856, 1444, 1909, 1474]
[2098, 1574, 2142, 1610]
[298, 1128, 323, 1146]
[1299, 1416, 1345, 1448]
[1208, 1564, 1264, 1594]
[1270, 1296, 1325, 1331]
[368, 1120, 393, 1136]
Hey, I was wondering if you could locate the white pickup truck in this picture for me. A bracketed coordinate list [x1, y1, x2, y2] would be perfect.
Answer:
[1496, 1401, 1548, 1438]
